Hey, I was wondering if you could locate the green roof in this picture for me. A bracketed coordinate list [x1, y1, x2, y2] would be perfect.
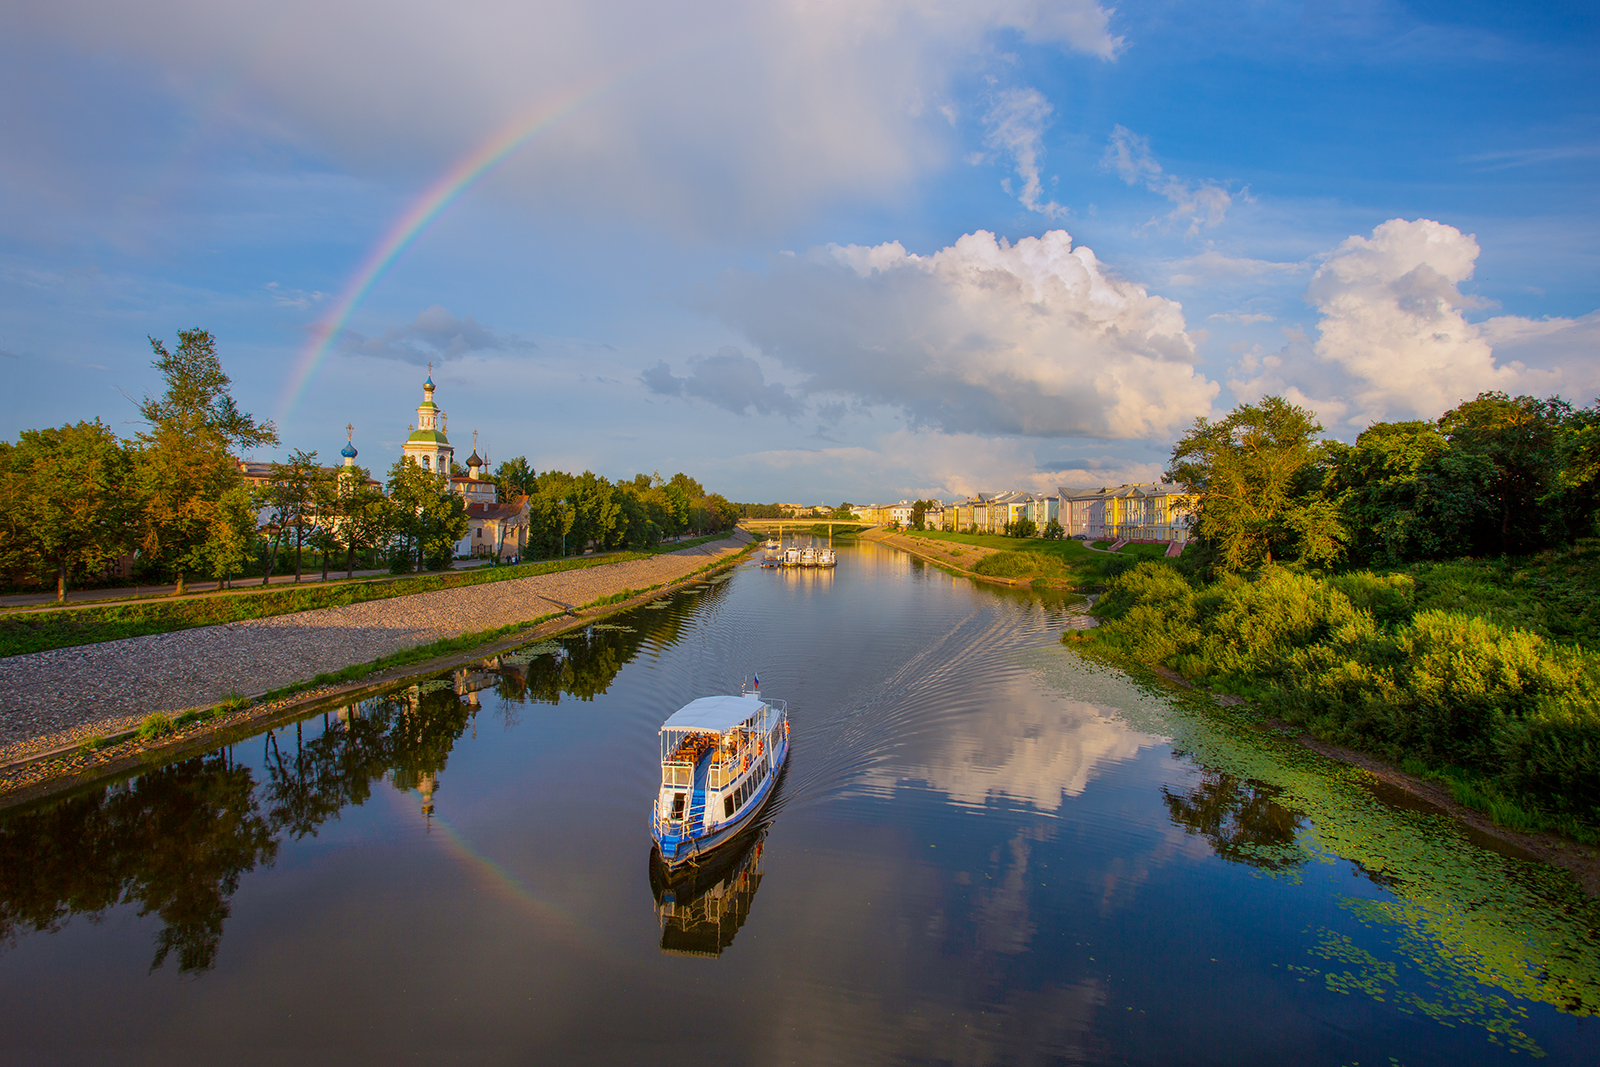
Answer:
[407, 429, 450, 445]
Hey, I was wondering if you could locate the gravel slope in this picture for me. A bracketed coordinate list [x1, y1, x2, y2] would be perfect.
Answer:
[0, 534, 750, 751]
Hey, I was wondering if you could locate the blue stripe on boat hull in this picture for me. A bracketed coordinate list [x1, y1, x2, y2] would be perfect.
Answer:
[654, 736, 788, 869]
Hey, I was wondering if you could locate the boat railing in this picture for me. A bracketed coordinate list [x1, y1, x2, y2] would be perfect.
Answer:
[662, 761, 693, 789]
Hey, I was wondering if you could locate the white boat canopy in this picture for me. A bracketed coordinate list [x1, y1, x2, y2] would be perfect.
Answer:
[660, 695, 767, 733]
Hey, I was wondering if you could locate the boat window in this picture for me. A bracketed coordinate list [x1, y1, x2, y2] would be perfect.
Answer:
[723, 795, 734, 818]
[671, 792, 685, 819]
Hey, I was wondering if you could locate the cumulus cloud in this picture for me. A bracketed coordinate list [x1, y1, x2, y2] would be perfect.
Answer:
[1305, 218, 1575, 423]
[13, 0, 1122, 236]
[982, 87, 1067, 218]
[339, 305, 531, 365]
[641, 346, 802, 417]
[723, 428, 1165, 502]
[709, 229, 1218, 439]
[1104, 125, 1232, 236]
[1226, 219, 1600, 429]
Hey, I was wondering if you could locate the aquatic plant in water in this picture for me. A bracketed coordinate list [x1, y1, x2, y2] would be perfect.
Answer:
[1030, 645, 1600, 1054]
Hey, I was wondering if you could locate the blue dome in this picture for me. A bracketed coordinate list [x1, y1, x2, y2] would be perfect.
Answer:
[340, 442, 359, 459]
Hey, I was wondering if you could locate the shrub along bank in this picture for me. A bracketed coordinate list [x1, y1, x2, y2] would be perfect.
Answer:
[902, 529, 1165, 587]
[1072, 543, 1600, 839]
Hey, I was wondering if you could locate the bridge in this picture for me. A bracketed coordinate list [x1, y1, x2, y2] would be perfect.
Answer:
[739, 518, 876, 531]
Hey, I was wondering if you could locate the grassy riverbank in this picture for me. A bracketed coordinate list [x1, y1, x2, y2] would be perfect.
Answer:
[895, 529, 1165, 587]
[0, 534, 732, 658]
[1071, 540, 1600, 841]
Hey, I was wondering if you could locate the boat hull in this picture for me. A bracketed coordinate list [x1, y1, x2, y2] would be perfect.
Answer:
[653, 730, 789, 870]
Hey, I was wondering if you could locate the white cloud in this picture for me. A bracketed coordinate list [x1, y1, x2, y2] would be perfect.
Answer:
[641, 346, 803, 417]
[13, 0, 1122, 236]
[264, 282, 327, 310]
[982, 87, 1067, 218]
[1226, 219, 1600, 430]
[710, 229, 1218, 440]
[339, 305, 531, 364]
[1104, 125, 1232, 236]
[1209, 311, 1275, 324]
[722, 429, 1166, 502]
[1165, 249, 1303, 287]
[1305, 218, 1575, 423]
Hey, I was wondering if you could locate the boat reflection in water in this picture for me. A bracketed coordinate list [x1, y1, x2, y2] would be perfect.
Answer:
[649, 824, 769, 958]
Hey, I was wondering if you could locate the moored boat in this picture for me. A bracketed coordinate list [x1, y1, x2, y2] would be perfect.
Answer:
[763, 538, 779, 550]
[652, 692, 790, 869]
[783, 546, 803, 566]
[817, 548, 837, 567]
[800, 546, 818, 567]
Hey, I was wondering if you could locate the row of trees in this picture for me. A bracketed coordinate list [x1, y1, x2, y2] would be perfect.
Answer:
[0, 330, 278, 600]
[0, 330, 741, 601]
[1170, 392, 1600, 573]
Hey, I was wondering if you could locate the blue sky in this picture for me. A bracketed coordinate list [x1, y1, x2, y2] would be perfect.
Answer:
[2, 1, 1596, 503]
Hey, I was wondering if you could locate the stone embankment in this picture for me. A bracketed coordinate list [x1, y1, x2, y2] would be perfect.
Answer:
[0, 533, 752, 759]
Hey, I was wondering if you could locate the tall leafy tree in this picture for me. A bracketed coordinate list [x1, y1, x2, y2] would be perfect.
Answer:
[202, 483, 260, 590]
[1168, 396, 1345, 572]
[387, 459, 468, 571]
[0, 420, 135, 602]
[1440, 391, 1574, 554]
[493, 456, 537, 500]
[1325, 421, 1494, 565]
[329, 466, 393, 578]
[135, 330, 276, 594]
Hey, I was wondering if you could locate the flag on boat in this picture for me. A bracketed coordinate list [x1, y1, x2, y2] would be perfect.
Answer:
[752, 674, 760, 690]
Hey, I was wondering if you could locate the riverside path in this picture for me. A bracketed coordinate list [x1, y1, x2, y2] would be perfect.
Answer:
[0, 533, 751, 756]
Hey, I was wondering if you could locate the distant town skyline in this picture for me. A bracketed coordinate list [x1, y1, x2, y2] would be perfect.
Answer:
[3, 1, 1596, 502]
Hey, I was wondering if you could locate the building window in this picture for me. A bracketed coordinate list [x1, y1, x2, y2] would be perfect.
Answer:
[421, 456, 430, 470]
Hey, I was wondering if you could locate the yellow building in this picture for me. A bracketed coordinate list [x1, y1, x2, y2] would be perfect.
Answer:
[1057, 484, 1194, 543]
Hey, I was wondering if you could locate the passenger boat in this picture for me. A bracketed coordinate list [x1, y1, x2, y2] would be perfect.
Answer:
[817, 548, 837, 567]
[763, 538, 779, 550]
[800, 546, 818, 567]
[783, 546, 803, 566]
[652, 691, 789, 869]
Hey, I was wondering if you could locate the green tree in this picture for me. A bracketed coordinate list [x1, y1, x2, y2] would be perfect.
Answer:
[255, 450, 323, 584]
[1325, 421, 1494, 565]
[1557, 403, 1600, 535]
[1440, 392, 1575, 554]
[1168, 396, 1344, 572]
[1042, 518, 1064, 539]
[329, 466, 393, 578]
[387, 459, 468, 571]
[1003, 516, 1038, 539]
[135, 330, 276, 594]
[493, 456, 538, 500]
[0, 420, 135, 602]
[201, 483, 259, 590]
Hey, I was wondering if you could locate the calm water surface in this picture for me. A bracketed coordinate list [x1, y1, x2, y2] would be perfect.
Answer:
[2, 540, 1597, 1065]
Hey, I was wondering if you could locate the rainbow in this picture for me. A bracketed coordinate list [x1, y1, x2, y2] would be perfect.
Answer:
[276, 78, 616, 423]
[389, 788, 595, 943]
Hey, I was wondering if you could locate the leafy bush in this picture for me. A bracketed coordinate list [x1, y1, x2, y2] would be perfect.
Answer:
[1082, 560, 1600, 825]
[1328, 571, 1415, 628]
[972, 551, 1069, 580]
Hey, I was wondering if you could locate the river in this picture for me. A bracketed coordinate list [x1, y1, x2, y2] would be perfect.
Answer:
[1, 539, 1596, 1064]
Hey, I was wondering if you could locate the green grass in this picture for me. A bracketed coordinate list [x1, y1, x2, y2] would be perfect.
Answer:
[0, 551, 652, 658]
[903, 529, 1156, 588]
